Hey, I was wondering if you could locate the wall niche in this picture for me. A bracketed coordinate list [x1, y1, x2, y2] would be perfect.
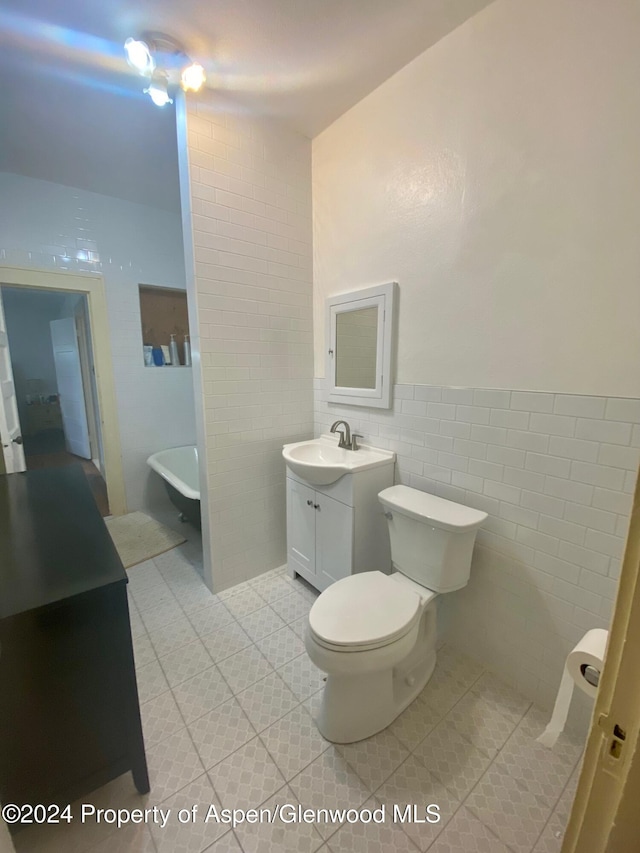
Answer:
[138, 284, 191, 367]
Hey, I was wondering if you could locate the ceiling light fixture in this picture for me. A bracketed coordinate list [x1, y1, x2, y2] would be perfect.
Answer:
[124, 33, 205, 107]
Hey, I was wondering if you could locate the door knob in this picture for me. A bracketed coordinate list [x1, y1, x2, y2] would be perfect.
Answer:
[12, 436, 23, 445]
[307, 499, 313, 506]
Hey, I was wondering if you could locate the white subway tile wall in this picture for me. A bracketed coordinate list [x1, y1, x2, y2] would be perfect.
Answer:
[183, 95, 313, 590]
[315, 380, 639, 727]
[0, 172, 195, 512]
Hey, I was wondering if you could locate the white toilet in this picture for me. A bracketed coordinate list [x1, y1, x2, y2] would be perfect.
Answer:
[305, 484, 487, 743]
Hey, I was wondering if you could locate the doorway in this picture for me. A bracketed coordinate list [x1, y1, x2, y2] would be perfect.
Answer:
[1, 286, 109, 515]
[0, 266, 126, 516]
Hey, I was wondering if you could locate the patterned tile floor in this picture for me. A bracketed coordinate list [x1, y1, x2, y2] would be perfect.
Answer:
[15, 546, 584, 853]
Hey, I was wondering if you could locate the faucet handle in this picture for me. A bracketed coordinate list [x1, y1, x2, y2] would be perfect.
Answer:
[351, 434, 364, 451]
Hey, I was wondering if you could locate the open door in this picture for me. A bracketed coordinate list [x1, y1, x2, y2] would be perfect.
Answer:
[0, 291, 26, 473]
[50, 317, 91, 459]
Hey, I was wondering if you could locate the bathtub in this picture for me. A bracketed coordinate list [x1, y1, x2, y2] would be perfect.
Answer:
[147, 446, 201, 529]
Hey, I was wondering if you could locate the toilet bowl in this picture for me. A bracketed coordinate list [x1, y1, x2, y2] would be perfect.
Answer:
[305, 485, 487, 743]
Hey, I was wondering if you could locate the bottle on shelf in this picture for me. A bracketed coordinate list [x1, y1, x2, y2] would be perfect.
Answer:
[184, 335, 192, 366]
[169, 334, 180, 366]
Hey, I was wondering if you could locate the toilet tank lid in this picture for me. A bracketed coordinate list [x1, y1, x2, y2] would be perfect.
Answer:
[378, 485, 487, 531]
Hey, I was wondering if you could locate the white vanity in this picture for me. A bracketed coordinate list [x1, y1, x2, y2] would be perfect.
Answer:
[283, 435, 395, 592]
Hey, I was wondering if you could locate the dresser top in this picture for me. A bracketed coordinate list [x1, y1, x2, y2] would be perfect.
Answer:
[0, 466, 125, 619]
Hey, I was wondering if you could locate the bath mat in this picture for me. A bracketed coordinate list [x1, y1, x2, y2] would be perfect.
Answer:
[105, 511, 186, 569]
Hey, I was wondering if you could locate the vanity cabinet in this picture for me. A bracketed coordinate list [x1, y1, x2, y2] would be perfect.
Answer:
[286, 462, 394, 592]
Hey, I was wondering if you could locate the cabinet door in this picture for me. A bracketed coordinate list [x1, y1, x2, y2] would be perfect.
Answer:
[315, 493, 354, 588]
[286, 478, 316, 576]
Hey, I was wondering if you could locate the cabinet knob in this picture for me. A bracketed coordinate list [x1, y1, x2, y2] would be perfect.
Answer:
[314, 503, 320, 510]
[307, 499, 313, 506]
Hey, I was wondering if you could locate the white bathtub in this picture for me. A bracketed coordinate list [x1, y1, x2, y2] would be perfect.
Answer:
[147, 445, 200, 500]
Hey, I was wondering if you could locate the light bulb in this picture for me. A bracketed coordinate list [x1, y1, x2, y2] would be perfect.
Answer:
[144, 77, 173, 107]
[181, 62, 206, 92]
[124, 38, 154, 76]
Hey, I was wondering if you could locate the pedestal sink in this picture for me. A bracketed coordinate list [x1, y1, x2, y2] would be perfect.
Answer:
[282, 435, 395, 486]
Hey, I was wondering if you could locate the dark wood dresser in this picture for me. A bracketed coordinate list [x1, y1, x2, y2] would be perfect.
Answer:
[0, 466, 148, 828]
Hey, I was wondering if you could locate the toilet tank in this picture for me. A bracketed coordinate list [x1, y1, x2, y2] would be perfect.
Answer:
[378, 486, 487, 593]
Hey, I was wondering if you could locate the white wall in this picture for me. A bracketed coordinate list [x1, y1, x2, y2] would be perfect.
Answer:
[179, 91, 313, 591]
[312, 0, 640, 726]
[0, 172, 195, 512]
[313, 0, 640, 397]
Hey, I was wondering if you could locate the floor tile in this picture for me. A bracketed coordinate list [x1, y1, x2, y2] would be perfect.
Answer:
[90, 825, 156, 853]
[289, 615, 309, 639]
[271, 591, 311, 623]
[130, 582, 173, 614]
[251, 573, 297, 605]
[188, 697, 255, 769]
[261, 704, 331, 781]
[139, 598, 183, 631]
[172, 664, 233, 724]
[158, 639, 214, 688]
[326, 796, 419, 853]
[446, 691, 518, 758]
[207, 833, 243, 852]
[338, 729, 409, 791]
[428, 806, 512, 853]
[418, 667, 472, 717]
[466, 764, 552, 853]
[470, 670, 532, 725]
[239, 604, 287, 642]
[217, 579, 255, 601]
[128, 607, 146, 640]
[145, 727, 204, 805]
[173, 581, 219, 614]
[236, 671, 299, 731]
[389, 697, 442, 751]
[135, 659, 170, 704]
[132, 631, 157, 670]
[147, 615, 199, 658]
[223, 587, 267, 618]
[234, 785, 325, 853]
[257, 625, 306, 668]
[200, 621, 254, 662]
[495, 727, 580, 807]
[289, 748, 371, 839]
[218, 645, 274, 694]
[414, 721, 492, 799]
[434, 645, 483, 688]
[211, 737, 286, 810]
[187, 601, 236, 637]
[140, 690, 185, 747]
[277, 653, 325, 701]
[376, 756, 461, 851]
[150, 773, 229, 853]
[533, 813, 567, 853]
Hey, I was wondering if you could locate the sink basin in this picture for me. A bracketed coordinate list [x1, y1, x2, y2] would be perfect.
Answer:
[283, 435, 395, 485]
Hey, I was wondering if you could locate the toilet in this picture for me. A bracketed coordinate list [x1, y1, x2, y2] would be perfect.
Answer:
[305, 484, 487, 743]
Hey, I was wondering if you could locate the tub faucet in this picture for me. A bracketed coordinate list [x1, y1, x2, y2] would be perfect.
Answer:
[330, 420, 351, 449]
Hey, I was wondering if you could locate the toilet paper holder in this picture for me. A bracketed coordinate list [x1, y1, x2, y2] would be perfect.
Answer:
[581, 663, 601, 689]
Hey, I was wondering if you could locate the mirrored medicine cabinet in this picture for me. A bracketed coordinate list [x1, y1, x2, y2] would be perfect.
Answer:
[326, 281, 397, 409]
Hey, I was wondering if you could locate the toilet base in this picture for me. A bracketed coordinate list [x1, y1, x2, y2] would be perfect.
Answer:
[313, 603, 438, 743]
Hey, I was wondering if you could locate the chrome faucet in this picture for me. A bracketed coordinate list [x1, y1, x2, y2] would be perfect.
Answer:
[330, 420, 351, 449]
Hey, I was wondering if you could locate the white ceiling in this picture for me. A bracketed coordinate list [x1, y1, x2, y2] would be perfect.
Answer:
[0, 0, 493, 211]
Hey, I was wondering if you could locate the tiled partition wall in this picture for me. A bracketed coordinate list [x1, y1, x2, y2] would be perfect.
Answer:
[0, 172, 194, 513]
[315, 381, 640, 726]
[180, 94, 313, 590]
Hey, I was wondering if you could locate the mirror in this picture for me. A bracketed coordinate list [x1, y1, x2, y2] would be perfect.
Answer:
[326, 282, 397, 409]
[335, 306, 378, 389]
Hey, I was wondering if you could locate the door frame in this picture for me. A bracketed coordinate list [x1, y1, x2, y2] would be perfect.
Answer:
[0, 265, 126, 515]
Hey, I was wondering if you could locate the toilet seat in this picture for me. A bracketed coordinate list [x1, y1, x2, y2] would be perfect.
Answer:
[308, 572, 423, 652]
